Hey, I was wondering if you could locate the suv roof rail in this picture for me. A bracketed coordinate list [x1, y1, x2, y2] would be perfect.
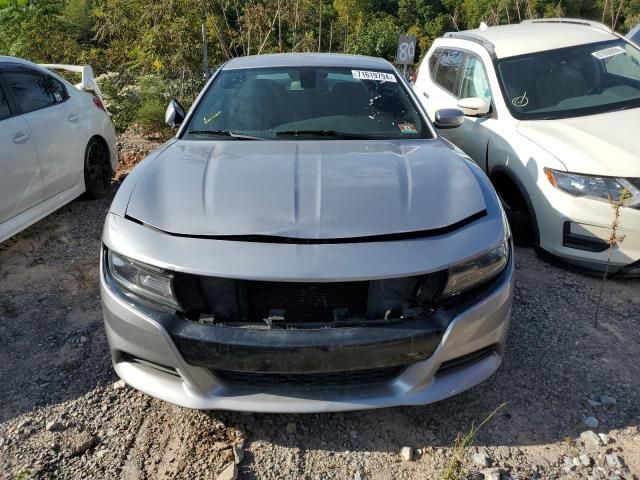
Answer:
[521, 18, 612, 33]
[443, 32, 496, 55]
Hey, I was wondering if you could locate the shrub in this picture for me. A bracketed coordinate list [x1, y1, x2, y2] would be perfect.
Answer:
[134, 98, 167, 133]
[97, 71, 143, 131]
[96, 72, 201, 132]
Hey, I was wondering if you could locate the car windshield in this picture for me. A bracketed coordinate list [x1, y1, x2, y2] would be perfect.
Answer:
[497, 39, 640, 120]
[183, 66, 432, 140]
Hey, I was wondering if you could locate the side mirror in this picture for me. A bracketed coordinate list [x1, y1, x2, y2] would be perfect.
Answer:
[433, 108, 465, 129]
[457, 97, 490, 117]
[165, 99, 185, 129]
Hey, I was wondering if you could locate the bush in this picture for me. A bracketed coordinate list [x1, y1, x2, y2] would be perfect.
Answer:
[97, 72, 142, 131]
[96, 72, 201, 132]
[134, 98, 167, 133]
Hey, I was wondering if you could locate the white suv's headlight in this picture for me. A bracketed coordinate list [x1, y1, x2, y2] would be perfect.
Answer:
[544, 168, 640, 207]
[107, 250, 181, 310]
[441, 241, 510, 297]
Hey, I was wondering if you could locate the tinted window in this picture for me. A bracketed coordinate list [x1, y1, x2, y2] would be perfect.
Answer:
[629, 27, 640, 46]
[428, 48, 442, 78]
[3, 66, 68, 114]
[0, 83, 11, 120]
[435, 49, 466, 95]
[497, 39, 640, 120]
[460, 55, 492, 104]
[184, 66, 432, 140]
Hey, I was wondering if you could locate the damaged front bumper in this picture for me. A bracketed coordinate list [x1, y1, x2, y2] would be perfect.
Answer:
[100, 250, 514, 412]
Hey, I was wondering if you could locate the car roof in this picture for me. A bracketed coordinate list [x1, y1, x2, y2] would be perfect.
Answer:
[0, 55, 42, 68]
[449, 20, 618, 59]
[223, 53, 394, 71]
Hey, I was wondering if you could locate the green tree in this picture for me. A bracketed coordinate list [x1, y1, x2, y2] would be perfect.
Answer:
[351, 13, 400, 59]
[0, 0, 82, 62]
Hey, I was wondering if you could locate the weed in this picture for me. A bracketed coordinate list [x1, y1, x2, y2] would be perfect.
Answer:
[14, 468, 31, 480]
[594, 188, 630, 328]
[441, 403, 508, 480]
[135, 98, 169, 134]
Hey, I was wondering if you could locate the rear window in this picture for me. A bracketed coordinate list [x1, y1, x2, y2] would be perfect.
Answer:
[183, 66, 432, 140]
[3, 65, 68, 114]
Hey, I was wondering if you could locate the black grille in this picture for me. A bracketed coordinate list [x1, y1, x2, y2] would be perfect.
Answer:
[244, 280, 369, 323]
[213, 366, 406, 389]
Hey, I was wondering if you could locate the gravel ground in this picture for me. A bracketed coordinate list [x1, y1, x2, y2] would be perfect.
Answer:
[1, 132, 639, 480]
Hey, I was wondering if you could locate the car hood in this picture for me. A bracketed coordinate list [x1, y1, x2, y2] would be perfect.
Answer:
[517, 108, 640, 177]
[125, 140, 486, 239]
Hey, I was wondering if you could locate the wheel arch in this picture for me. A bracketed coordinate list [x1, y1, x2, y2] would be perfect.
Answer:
[489, 165, 540, 246]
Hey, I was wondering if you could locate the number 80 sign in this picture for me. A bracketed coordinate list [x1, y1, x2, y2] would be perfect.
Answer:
[396, 35, 417, 65]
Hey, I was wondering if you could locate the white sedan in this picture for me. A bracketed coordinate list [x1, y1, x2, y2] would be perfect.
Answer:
[0, 56, 117, 243]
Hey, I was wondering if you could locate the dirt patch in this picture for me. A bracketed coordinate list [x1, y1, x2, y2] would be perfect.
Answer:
[115, 125, 168, 178]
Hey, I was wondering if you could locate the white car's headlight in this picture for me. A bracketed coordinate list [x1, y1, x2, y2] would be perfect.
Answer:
[441, 241, 510, 297]
[544, 168, 640, 207]
[107, 250, 181, 310]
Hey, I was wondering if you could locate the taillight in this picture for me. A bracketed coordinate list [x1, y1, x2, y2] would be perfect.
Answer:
[93, 96, 106, 112]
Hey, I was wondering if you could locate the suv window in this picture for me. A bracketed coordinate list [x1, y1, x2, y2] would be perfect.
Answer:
[460, 54, 492, 104]
[497, 39, 640, 119]
[3, 65, 68, 114]
[428, 48, 442, 79]
[603, 43, 640, 81]
[0, 83, 11, 120]
[434, 49, 466, 96]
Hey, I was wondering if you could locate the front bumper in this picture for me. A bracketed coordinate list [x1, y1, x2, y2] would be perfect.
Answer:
[535, 182, 640, 276]
[100, 250, 514, 413]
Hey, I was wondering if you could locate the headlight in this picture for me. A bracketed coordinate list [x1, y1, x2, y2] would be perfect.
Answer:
[107, 250, 181, 310]
[544, 168, 640, 206]
[441, 241, 509, 297]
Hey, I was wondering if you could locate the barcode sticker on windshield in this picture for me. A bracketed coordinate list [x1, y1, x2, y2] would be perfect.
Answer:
[352, 70, 397, 82]
[591, 46, 625, 60]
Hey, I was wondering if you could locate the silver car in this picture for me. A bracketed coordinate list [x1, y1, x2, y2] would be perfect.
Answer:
[100, 53, 514, 412]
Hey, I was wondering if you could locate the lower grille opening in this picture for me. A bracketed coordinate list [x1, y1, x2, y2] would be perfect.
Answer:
[212, 366, 408, 389]
[437, 346, 496, 373]
[119, 352, 181, 379]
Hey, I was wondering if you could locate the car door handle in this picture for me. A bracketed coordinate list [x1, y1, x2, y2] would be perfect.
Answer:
[13, 133, 30, 144]
[68, 113, 79, 122]
[422, 91, 430, 99]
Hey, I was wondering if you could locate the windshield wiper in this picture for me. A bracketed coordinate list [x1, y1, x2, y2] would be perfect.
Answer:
[186, 130, 265, 140]
[274, 129, 375, 140]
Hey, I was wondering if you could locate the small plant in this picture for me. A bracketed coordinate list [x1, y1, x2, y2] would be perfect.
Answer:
[14, 468, 31, 480]
[594, 188, 631, 328]
[441, 403, 508, 480]
[134, 98, 168, 133]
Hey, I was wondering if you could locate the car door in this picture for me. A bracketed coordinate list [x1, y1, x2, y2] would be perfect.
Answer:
[2, 64, 85, 199]
[0, 72, 43, 224]
[450, 53, 497, 172]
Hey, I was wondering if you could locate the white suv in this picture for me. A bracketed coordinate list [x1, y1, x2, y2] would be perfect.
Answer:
[415, 19, 640, 275]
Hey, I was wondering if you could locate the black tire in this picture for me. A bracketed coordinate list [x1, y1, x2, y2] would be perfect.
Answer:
[84, 137, 112, 199]
[493, 175, 535, 247]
